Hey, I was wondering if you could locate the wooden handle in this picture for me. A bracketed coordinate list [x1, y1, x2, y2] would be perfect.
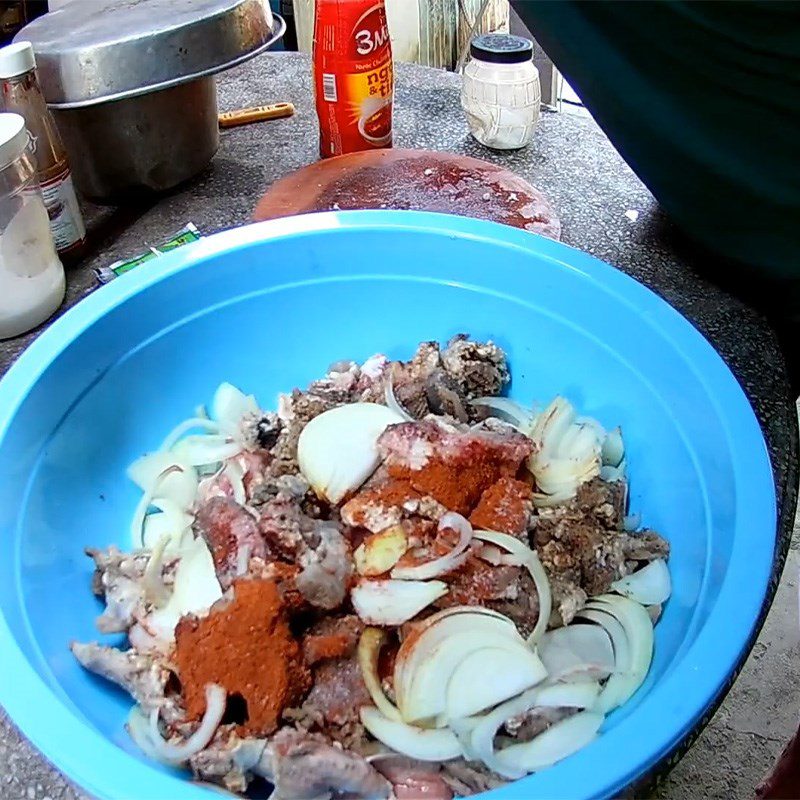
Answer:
[218, 103, 295, 128]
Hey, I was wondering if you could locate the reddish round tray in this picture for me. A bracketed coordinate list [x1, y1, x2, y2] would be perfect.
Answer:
[253, 148, 560, 239]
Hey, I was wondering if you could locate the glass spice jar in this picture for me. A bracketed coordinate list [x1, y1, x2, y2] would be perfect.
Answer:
[0, 41, 85, 262]
[461, 33, 541, 151]
[0, 112, 65, 339]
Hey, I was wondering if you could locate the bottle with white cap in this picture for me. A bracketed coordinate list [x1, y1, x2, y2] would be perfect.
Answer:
[0, 111, 65, 339]
[0, 41, 85, 263]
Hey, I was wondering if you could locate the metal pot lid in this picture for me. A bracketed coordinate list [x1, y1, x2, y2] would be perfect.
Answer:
[14, 0, 283, 109]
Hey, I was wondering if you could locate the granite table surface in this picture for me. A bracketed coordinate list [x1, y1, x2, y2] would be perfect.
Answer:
[0, 52, 797, 800]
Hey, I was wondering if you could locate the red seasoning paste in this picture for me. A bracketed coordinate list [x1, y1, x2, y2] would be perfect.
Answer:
[469, 476, 533, 536]
[174, 579, 310, 735]
[313, 0, 393, 158]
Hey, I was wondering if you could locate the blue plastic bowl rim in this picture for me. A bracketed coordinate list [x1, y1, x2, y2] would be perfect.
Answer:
[0, 211, 776, 800]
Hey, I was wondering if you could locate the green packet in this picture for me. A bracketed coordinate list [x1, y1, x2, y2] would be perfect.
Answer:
[95, 223, 203, 284]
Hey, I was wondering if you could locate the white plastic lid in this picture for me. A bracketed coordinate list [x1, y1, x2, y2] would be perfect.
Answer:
[0, 41, 36, 79]
[0, 113, 29, 168]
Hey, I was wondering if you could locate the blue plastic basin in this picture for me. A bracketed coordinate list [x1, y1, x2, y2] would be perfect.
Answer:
[0, 211, 776, 800]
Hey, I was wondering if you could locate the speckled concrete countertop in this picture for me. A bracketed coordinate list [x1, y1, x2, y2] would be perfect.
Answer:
[1, 52, 797, 800]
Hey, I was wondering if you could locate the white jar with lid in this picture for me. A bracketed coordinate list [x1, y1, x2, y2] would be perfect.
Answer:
[461, 34, 541, 151]
[0, 112, 65, 339]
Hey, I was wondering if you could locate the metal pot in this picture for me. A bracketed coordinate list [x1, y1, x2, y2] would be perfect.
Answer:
[16, 0, 284, 203]
[52, 77, 219, 202]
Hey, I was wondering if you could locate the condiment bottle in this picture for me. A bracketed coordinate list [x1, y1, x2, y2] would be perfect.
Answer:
[0, 112, 65, 339]
[313, 0, 394, 159]
[0, 41, 85, 262]
[461, 34, 541, 151]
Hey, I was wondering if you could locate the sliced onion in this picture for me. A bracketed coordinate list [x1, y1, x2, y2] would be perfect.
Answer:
[529, 397, 605, 505]
[396, 612, 526, 724]
[147, 684, 226, 763]
[575, 607, 632, 713]
[142, 512, 191, 552]
[172, 435, 243, 467]
[142, 534, 171, 608]
[394, 606, 515, 707]
[535, 454, 600, 494]
[211, 382, 259, 436]
[472, 530, 552, 646]
[158, 417, 221, 452]
[151, 497, 194, 529]
[468, 686, 544, 778]
[298, 403, 405, 504]
[391, 512, 473, 580]
[147, 536, 223, 639]
[475, 543, 524, 567]
[601, 427, 625, 467]
[360, 707, 462, 762]
[127, 453, 199, 508]
[470, 397, 535, 432]
[611, 559, 671, 605]
[351, 579, 448, 626]
[530, 397, 576, 456]
[586, 595, 653, 707]
[495, 711, 603, 774]
[358, 628, 403, 721]
[223, 458, 247, 505]
[531, 488, 575, 508]
[600, 459, 627, 483]
[445, 645, 547, 720]
[537, 624, 615, 683]
[448, 716, 482, 762]
[555, 423, 599, 461]
[131, 478, 161, 549]
[533, 681, 600, 709]
[127, 705, 164, 761]
[384, 371, 414, 422]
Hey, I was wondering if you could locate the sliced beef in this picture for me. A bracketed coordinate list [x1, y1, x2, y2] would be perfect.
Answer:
[435, 558, 541, 638]
[571, 477, 627, 529]
[258, 491, 318, 560]
[257, 487, 352, 611]
[425, 369, 470, 422]
[269, 389, 339, 478]
[86, 547, 152, 634]
[188, 728, 267, 794]
[70, 642, 171, 711]
[437, 558, 521, 606]
[440, 760, 507, 796]
[485, 569, 541, 639]
[469, 476, 532, 536]
[302, 615, 363, 666]
[441, 335, 509, 399]
[378, 420, 533, 515]
[389, 341, 444, 419]
[257, 728, 391, 800]
[194, 497, 266, 589]
[624, 530, 670, 561]
[290, 655, 372, 750]
[532, 477, 670, 623]
[301, 656, 370, 729]
[375, 758, 453, 800]
[295, 523, 352, 610]
[341, 478, 447, 533]
[361, 342, 471, 422]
